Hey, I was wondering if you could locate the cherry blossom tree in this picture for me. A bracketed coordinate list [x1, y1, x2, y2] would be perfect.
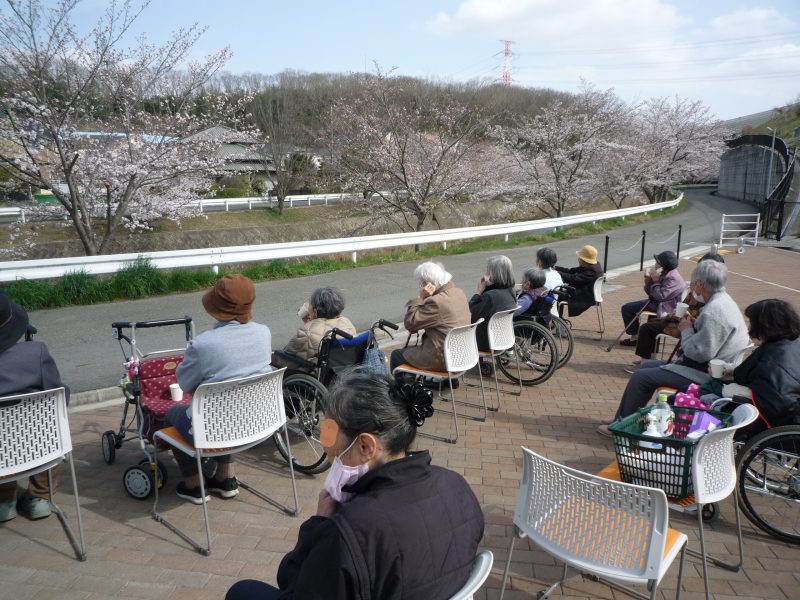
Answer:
[324, 69, 502, 236]
[633, 96, 725, 203]
[495, 84, 626, 218]
[0, 0, 235, 255]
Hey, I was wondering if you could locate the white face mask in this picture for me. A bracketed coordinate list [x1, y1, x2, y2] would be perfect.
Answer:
[483, 275, 491, 285]
[692, 291, 704, 303]
[323, 435, 369, 503]
[655, 268, 663, 275]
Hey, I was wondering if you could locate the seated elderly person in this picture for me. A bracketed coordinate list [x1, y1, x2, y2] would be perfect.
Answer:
[536, 247, 563, 291]
[0, 293, 70, 522]
[619, 251, 686, 346]
[554, 244, 603, 317]
[625, 252, 724, 372]
[597, 259, 750, 436]
[165, 275, 272, 504]
[390, 261, 470, 373]
[470, 255, 517, 352]
[278, 287, 356, 363]
[711, 299, 800, 439]
[514, 268, 549, 317]
[225, 370, 485, 600]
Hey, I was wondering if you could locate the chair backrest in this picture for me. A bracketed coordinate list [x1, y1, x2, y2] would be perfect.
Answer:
[514, 447, 669, 583]
[443, 319, 483, 373]
[593, 276, 605, 303]
[191, 368, 286, 450]
[486, 309, 517, 352]
[448, 550, 494, 600]
[692, 403, 759, 505]
[0, 388, 71, 479]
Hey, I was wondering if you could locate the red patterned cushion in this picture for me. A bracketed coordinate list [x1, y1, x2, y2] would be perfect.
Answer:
[138, 355, 191, 418]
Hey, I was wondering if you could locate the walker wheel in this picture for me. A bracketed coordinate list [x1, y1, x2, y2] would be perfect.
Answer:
[701, 502, 720, 523]
[138, 458, 168, 489]
[101, 430, 117, 465]
[737, 246, 745, 255]
[123, 465, 154, 499]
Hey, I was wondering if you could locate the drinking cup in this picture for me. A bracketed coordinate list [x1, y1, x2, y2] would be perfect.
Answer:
[709, 359, 725, 379]
[674, 302, 689, 317]
[297, 302, 309, 320]
[169, 383, 183, 402]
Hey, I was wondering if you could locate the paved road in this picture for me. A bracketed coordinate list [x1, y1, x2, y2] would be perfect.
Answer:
[29, 187, 752, 393]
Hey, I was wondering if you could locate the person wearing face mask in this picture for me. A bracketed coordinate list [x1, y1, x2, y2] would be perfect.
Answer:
[390, 261, 470, 373]
[470, 255, 517, 352]
[710, 299, 800, 439]
[598, 259, 750, 435]
[225, 370, 485, 600]
[514, 268, 548, 317]
[619, 251, 685, 347]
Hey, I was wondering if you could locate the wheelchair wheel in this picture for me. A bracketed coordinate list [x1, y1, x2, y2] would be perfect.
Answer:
[123, 465, 154, 500]
[701, 502, 720, 523]
[274, 373, 330, 475]
[547, 316, 574, 369]
[737, 425, 800, 544]
[497, 320, 558, 386]
[102, 430, 117, 465]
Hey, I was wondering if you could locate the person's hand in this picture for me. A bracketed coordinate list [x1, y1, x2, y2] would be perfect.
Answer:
[418, 282, 436, 299]
[316, 489, 338, 517]
[663, 322, 679, 338]
[677, 314, 694, 332]
[477, 276, 487, 294]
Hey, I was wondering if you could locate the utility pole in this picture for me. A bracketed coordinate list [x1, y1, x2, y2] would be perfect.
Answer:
[765, 126, 777, 198]
[500, 40, 514, 87]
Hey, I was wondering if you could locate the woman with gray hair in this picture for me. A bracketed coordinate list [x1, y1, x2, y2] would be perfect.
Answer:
[470, 255, 517, 351]
[225, 371, 484, 600]
[390, 261, 470, 372]
[598, 259, 750, 435]
[281, 286, 356, 361]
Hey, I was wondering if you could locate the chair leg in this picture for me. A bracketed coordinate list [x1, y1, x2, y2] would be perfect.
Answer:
[686, 500, 742, 572]
[152, 445, 213, 555]
[498, 533, 516, 600]
[597, 303, 605, 341]
[675, 543, 686, 600]
[48, 458, 87, 561]
[697, 506, 711, 600]
[448, 373, 487, 421]
[239, 425, 299, 517]
[491, 358, 501, 411]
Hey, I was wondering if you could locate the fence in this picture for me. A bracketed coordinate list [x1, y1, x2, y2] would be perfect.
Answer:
[0, 194, 682, 283]
[719, 213, 760, 251]
[193, 192, 364, 212]
[0, 207, 25, 224]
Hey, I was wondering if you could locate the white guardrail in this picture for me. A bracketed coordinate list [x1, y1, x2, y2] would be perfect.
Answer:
[194, 192, 364, 212]
[0, 193, 682, 282]
[0, 207, 25, 223]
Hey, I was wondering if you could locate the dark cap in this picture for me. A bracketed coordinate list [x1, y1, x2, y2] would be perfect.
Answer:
[0, 292, 29, 353]
[654, 251, 678, 271]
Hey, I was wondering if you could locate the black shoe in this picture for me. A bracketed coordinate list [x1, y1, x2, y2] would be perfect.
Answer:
[620, 338, 638, 347]
[206, 477, 239, 499]
[176, 482, 210, 505]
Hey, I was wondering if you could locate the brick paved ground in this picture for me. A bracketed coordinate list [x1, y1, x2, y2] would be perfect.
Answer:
[1, 245, 799, 599]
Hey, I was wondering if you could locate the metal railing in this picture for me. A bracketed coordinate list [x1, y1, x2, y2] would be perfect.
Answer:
[193, 192, 364, 212]
[719, 213, 760, 250]
[0, 194, 682, 282]
[0, 207, 25, 224]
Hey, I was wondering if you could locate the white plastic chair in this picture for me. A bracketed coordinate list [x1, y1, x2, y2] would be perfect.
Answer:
[152, 368, 298, 555]
[448, 550, 494, 600]
[478, 308, 521, 410]
[688, 403, 759, 600]
[499, 447, 687, 600]
[593, 276, 606, 339]
[0, 387, 86, 561]
[393, 319, 486, 444]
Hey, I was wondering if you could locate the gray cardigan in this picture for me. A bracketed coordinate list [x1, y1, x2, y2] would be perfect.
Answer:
[663, 291, 750, 383]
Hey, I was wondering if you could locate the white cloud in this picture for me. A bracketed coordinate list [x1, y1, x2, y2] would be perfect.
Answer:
[710, 8, 795, 36]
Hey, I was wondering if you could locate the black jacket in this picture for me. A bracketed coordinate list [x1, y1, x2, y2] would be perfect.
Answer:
[554, 263, 603, 317]
[0, 340, 69, 401]
[469, 285, 517, 351]
[734, 338, 800, 427]
[275, 451, 484, 599]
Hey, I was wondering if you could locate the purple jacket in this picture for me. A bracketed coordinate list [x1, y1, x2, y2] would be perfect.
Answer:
[644, 268, 686, 315]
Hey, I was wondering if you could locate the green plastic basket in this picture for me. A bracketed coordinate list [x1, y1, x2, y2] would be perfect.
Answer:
[608, 405, 733, 499]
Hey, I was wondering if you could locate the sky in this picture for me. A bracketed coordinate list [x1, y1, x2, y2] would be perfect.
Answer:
[67, 0, 800, 120]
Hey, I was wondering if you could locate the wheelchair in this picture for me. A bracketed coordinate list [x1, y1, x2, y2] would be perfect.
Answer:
[272, 319, 398, 475]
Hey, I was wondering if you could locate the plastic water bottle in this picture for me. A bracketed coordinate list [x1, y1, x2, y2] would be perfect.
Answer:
[639, 415, 663, 450]
[651, 393, 675, 437]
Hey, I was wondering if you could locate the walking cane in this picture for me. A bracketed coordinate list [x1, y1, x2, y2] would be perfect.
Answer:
[604, 301, 653, 352]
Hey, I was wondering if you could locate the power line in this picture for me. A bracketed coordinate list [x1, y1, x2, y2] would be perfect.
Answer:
[514, 68, 800, 86]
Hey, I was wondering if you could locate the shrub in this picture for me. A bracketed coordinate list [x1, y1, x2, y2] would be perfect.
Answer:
[5, 279, 57, 310]
[55, 270, 109, 305]
[111, 257, 168, 299]
[167, 269, 217, 292]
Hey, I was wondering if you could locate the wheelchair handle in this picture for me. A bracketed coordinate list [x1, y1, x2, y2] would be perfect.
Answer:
[111, 316, 193, 330]
[25, 323, 37, 341]
[330, 328, 354, 341]
[378, 319, 399, 331]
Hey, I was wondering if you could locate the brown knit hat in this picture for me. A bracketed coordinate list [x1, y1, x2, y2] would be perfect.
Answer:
[202, 275, 256, 323]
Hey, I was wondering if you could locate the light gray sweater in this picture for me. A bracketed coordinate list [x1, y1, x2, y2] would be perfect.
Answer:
[662, 291, 750, 383]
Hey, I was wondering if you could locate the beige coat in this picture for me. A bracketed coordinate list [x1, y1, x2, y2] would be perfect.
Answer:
[283, 316, 357, 360]
[403, 281, 470, 372]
